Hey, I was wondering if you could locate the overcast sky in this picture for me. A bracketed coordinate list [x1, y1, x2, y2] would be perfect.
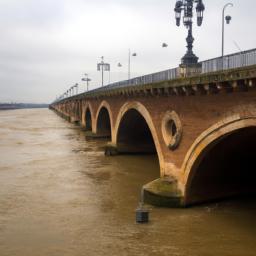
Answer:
[0, 0, 255, 103]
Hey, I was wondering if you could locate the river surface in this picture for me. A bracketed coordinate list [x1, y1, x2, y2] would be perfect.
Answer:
[0, 109, 255, 256]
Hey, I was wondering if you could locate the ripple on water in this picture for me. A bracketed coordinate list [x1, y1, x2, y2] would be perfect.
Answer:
[1, 109, 256, 256]
[82, 170, 112, 184]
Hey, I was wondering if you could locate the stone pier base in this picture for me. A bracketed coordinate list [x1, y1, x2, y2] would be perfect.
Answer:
[85, 131, 111, 140]
[143, 177, 184, 207]
[105, 143, 119, 156]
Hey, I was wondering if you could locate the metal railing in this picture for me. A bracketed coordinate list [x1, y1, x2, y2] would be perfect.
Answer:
[104, 67, 179, 90]
[101, 48, 256, 92]
[55, 48, 256, 102]
[201, 48, 256, 73]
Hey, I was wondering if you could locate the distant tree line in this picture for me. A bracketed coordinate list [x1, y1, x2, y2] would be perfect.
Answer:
[0, 103, 49, 110]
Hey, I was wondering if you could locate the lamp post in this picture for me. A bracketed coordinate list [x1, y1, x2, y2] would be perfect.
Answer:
[81, 73, 91, 92]
[74, 83, 78, 95]
[174, 0, 205, 65]
[97, 56, 110, 87]
[222, 3, 233, 69]
[117, 63, 123, 81]
[128, 49, 137, 80]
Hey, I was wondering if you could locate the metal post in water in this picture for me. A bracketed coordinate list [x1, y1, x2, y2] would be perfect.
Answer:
[135, 186, 149, 224]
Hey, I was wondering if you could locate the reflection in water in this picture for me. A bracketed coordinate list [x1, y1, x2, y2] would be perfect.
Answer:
[0, 109, 255, 256]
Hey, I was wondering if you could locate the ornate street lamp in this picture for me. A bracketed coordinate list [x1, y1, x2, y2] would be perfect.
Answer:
[74, 83, 79, 95]
[81, 73, 91, 92]
[128, 49, 137, 80]
[97, 56, 110, 87]
[174, 0, 205, 65]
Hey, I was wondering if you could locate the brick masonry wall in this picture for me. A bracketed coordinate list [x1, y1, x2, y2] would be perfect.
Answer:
[75, 89, 256, 177]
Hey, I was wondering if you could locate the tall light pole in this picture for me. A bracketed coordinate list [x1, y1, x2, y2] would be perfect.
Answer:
[128, 49, 137, 80]
[74, 83, 78, 95]
[117, 63, 123, 81]
[222, 3, 233, 68]
[174, 0, 205, 65]
[97, 56, 110, 87]
[81, 73, 91, 91]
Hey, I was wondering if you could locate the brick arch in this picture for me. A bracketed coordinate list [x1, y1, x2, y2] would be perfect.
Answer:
[95, 101, 114, 138]
[113, 101, 165, 176]
[181, 115, 256, 205]
[82, 102, 95, 132]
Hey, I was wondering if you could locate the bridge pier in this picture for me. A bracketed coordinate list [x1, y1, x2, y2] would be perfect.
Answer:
[54, 110, 71, 122]
[143, 177, 184, 207]
[85, 131, 111, 140]
[105, 142, 156, 155]
[105, 143, 119, 156]
[70, 117, 80, 125]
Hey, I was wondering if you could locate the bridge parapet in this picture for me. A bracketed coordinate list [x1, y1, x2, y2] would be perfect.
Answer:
[53, 64, 256, 103]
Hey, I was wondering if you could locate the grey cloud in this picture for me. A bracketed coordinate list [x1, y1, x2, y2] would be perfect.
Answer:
[0, 0, 256, 103]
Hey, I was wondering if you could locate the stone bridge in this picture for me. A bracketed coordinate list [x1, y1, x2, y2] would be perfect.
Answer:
[50, 64, 256, 207]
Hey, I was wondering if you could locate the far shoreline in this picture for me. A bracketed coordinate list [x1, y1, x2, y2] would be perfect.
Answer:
[0, 107, 48, 111]
[0, 104, 49, 111]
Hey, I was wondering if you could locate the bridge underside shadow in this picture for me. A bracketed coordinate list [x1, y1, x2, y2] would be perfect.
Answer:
[85, 109, 92, 131]
[116, 109, 157, 154]
[186, 127, 256, 205]
[96, 107, 111, 139]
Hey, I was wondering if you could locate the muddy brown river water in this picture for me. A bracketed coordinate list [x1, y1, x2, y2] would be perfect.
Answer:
[0, 109, 256, 256]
